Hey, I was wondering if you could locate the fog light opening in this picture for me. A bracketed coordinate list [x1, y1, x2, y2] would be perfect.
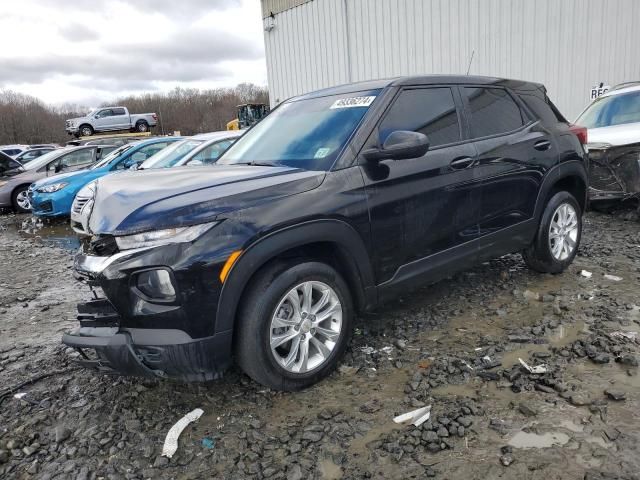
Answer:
[135, 269, 176, 301]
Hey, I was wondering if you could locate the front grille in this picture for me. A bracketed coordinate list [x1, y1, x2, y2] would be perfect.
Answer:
[72, 195, 90, 214]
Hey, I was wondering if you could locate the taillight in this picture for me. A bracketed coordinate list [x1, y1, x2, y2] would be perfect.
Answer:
[152, 114, 157, 120]
[569, 124, 588, 145]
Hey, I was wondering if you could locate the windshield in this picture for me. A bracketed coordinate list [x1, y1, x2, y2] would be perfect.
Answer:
[140, 139, 204, 169]
[90, 144, 133, 169]
[576, 90, 640, 128]
[24, 148, 72, 171]
[218, 90, 380, 170]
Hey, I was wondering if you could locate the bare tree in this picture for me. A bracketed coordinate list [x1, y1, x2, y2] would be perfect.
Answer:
[0, 84, 269, 144]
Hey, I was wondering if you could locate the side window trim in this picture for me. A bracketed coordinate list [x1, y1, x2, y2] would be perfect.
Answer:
[459, 85, 533, 141]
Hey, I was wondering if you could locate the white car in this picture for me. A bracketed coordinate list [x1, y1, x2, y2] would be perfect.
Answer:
[0, 144, 29, 158]
[575, 82, 640, 204]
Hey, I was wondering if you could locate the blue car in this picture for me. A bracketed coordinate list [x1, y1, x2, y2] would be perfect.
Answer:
[30, 137, 181, 217]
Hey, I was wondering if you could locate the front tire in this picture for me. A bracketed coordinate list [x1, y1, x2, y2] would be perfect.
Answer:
[79, 124, 94, 137]
[522, 191, 582, 273]
[12, 186, 31, 213]
[235, 261, 354, 391]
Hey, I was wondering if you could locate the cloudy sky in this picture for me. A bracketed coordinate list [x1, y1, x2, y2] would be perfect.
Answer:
[0, 0, 267, 106]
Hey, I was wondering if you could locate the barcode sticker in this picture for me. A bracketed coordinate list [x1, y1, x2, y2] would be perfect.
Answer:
[330, 96, 376, 109]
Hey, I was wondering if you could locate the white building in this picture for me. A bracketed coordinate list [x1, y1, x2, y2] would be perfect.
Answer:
[261, 0, 640, 119]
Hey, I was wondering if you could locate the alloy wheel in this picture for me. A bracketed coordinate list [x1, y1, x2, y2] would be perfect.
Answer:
[269, 281, 342, 374]
[16, 190, 31, 210]
[548, 202, 578, 261]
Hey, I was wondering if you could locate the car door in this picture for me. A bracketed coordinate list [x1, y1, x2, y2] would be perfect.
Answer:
[359, 86, 481, 292]
[94, 109, 116, 130]
[111, 108, 129, 130]
[51, 148, 96, 174]
[460, 86, 559, 257]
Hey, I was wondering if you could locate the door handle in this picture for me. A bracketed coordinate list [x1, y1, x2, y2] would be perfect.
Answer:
[534, 139, 552, 151]
[449, 156, 475, 170]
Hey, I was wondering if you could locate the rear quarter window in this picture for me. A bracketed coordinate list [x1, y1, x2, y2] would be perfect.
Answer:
[518, 92, 567, 125]
[463, 87, 525, 138]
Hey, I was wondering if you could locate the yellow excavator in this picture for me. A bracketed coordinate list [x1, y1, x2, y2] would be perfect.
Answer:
[227, 103, 270, 130]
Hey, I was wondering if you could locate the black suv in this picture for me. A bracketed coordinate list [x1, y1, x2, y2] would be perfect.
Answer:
[64, 76, 588, 391]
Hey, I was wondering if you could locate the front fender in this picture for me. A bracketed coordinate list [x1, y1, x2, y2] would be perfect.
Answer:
[214, 219, 376, 334]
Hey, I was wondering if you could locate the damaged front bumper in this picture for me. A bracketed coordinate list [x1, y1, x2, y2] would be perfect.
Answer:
[62, 239, 234, 382]
[62, 298, 232, 382]
[588, 142, 640, 203]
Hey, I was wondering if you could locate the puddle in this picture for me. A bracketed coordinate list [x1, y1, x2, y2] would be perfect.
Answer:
[319, 458, 343, 480]
[548, 321, 589, 347]
[13, 216, 80, 251]
[559, 419, 584, 433]
[430, 383, 478, 398]
[508, 430, 570, 449]
[502, 344, 550, 368]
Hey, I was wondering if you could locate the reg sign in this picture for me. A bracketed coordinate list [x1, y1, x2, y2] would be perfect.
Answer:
[590, 83, 610, 100]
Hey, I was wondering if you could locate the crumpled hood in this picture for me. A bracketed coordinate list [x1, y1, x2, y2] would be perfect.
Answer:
[88, 165, 325, 235]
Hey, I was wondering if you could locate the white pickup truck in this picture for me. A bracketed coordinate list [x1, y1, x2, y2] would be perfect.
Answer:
[65, 107, 158, 137]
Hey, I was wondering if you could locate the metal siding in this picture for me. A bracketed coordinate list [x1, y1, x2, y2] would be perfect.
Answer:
[263, 0, 640, 118]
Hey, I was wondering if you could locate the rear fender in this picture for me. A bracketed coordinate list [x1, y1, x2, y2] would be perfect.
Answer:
[534, 160, 588, 219]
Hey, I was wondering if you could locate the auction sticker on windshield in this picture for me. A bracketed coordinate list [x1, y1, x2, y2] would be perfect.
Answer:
[330, 96, 376, 109]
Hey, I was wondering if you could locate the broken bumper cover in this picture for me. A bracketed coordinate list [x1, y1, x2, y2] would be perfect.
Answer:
[62, 324, 232, 382]
[588, 143, 640, 203]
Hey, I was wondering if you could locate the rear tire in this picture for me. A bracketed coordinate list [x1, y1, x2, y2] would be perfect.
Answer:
[522, 191, 582, 273]
[12, 186, 31, 213]
[235, 260, 354, 391]
[136, 121, 149, 132]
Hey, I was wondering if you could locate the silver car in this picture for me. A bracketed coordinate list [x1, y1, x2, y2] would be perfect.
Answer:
[0, 145, 115, 213]
[139, 131, 243, 169]
[575, 82, 640, 203]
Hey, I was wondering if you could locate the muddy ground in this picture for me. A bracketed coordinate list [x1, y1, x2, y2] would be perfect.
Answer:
[1, 209, 639, 480]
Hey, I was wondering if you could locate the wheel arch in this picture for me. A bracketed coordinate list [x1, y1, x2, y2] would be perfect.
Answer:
[534, 160, 588, 219]
[78, 123, 94, 134]
[214, 219, 376, 334]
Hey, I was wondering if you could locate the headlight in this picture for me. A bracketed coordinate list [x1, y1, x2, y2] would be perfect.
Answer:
[36, 182, 68, 193]
[115, 221, 218, 250]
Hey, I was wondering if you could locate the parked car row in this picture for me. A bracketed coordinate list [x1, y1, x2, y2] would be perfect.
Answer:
[0, 131, 242, 215]
[60, 75, 593, 392]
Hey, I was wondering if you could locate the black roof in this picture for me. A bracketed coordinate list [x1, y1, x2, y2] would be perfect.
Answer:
[294, 74, 544, 101]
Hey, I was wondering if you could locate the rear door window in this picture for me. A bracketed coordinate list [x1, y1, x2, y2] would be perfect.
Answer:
[189, 139, 235, 165]
[60, 148, 95, 167]
[378, 88, 461, 148]
[462, 87, 524, 138]
[112, 108, 126, 115]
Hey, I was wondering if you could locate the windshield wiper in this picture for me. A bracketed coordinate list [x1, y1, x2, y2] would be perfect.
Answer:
[234, 161, 281, 167]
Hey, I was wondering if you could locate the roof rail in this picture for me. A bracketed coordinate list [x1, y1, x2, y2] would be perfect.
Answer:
[609, 81, 640, 92]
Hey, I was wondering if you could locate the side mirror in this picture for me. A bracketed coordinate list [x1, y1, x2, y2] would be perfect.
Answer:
[362, 131, 430, 161]
[54, 164, 65, 173]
